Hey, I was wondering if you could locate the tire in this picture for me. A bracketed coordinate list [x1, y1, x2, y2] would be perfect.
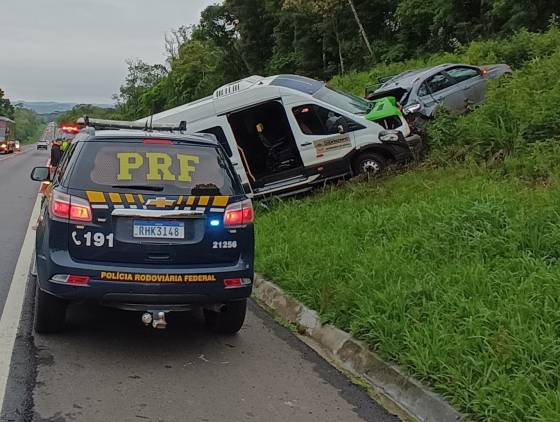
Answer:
[352, 152, 386, 176]
[204, 299, 247, 335]
[34, 283, 67, 334]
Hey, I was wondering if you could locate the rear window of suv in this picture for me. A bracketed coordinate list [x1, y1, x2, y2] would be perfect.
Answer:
[67, 139, 240, 196]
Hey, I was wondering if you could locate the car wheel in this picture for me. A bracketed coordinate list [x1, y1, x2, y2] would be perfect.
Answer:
[204, 299, 247, 335]
[353, 152, 386, 176]
[34, 283, 67, 334]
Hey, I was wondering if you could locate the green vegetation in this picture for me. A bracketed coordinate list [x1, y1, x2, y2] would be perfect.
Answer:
[256, 163, 560, 421]
[111, 1, 559, 120]
[255, 23, 560, 422]
[14, 107, 46, 144]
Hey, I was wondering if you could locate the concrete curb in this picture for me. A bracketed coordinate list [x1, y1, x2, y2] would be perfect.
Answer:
[252, 274, 464, 422]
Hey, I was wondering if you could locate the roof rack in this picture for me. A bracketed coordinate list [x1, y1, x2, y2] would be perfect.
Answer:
[76, 116, 187, 133]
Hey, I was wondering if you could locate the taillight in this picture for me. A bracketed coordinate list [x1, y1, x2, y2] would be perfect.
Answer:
[224, 199, 254, 228]
[224, 278, 252, 289]
[50, 191, 92, 222]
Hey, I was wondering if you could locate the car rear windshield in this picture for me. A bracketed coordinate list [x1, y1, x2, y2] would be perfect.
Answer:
[67, 139, 240, 196]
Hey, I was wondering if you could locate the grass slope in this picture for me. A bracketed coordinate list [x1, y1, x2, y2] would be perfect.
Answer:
[255, 166, 560, 421]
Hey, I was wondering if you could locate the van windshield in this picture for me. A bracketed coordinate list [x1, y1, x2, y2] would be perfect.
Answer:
[313, 87, 371, 115]
[68, 140, 240, 196]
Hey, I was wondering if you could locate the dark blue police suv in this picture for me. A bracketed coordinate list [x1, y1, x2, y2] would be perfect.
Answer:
[31, 124, 254, 334]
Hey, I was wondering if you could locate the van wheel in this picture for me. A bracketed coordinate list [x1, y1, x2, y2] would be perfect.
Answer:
[204, 299, 247, 335]
[353, 152, 386, 176]
[34, 284, 67, 334]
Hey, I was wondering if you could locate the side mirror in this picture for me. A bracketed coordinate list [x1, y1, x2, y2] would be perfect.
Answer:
[31, 166, 50, 182]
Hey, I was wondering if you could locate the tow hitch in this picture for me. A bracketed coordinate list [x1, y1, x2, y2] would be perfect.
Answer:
[142, 311, 168, 330]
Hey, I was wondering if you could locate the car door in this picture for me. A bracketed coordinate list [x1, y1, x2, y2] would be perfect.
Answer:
[288, 104, 355, 166]
[417, 72, 467, 116]
[444, 66, 486, 107]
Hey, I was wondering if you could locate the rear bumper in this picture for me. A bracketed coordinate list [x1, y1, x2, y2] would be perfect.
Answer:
[36, 249, 254, 307]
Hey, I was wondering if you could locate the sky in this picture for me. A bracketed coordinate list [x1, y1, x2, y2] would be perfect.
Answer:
[0, 0, 216, 104]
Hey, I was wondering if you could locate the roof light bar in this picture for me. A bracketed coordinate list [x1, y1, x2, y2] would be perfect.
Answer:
[76, 117, 187, 133]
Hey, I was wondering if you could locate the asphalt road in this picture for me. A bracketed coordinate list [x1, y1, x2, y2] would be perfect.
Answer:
[0, 146, 48, 316]
[0, 146, 399, 422]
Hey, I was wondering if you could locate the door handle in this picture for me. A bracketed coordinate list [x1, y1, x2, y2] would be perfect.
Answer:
[300, 142, 312, 147]
[232, 162, 239, 166]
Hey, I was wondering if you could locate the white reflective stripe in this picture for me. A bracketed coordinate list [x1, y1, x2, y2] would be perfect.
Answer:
[196, 207, 206, 212]
[210, 208, 225, 213]
[113, 205, 125, 209]
[129, 205, 138, 209]
[92, 204, 109, 209]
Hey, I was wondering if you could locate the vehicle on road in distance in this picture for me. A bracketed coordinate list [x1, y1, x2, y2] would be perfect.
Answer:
[366, 63, 512, 131]
[0, 116, 16, 154]
[14, 140, 20, 152]
[37, 139, 48, 150]
[137, 74, 422, 198]
[31, 120, 255, 334]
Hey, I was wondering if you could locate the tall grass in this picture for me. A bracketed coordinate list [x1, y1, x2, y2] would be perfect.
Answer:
[256, 165, 560, 421]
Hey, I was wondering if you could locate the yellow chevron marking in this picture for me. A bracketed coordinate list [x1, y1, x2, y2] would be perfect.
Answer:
[186, 196, 195, 206]
[86, 191, 106, 203]
[109, 193, 122, 203]
[198, 196, 210, 206]
[138, 194, 145, 204]
[212, 196, 229, 207]
[177, 195, 183, 206]
[125, 194, 135, 203]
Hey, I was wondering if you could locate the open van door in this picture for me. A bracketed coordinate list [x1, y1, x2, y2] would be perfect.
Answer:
[227, 100, 305, 193]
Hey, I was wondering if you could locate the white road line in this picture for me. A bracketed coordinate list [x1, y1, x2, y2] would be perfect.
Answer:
[0, 194, 41, 406]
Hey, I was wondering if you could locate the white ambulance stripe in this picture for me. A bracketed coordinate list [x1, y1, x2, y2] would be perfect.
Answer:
[210, 208, 225, 213]
[92, 204, 109, 209]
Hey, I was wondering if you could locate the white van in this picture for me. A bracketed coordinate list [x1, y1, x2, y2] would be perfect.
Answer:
[139, 75, 422, 198]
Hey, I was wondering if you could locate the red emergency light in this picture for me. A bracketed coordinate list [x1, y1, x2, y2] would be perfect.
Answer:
[60, 124, 80, 134]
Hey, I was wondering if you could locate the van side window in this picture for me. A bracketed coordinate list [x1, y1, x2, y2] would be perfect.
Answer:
[293, 105, 363, 135]
[197, 126, 232, 157]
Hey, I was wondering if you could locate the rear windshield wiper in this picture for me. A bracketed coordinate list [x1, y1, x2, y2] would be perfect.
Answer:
[111, 185, 164, 192]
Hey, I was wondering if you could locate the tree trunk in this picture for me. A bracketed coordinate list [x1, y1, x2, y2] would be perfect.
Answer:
[322, 18, 328, 74]
[346, 0, 374, 60]
[332, 18, 345, 74]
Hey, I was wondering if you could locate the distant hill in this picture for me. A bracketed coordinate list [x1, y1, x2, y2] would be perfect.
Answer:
[14, 101, 113, 115]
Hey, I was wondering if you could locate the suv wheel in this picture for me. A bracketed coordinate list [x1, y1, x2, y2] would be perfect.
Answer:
[204, 299, 247, 335]
[34, 283, 67, 334]
[353, 152, 386, 176]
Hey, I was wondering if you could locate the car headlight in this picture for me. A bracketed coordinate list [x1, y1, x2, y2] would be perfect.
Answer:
[403, 103, 422, 115]
[378, 130, 401, 142]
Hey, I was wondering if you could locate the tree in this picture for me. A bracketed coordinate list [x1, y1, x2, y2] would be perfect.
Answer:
[115, 60, 168, 119]
[14, 107, 46, 144]
[0, 89, 15, 119]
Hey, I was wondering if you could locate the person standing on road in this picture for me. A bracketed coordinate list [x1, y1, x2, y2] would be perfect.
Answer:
[50, 139, 62, 178]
